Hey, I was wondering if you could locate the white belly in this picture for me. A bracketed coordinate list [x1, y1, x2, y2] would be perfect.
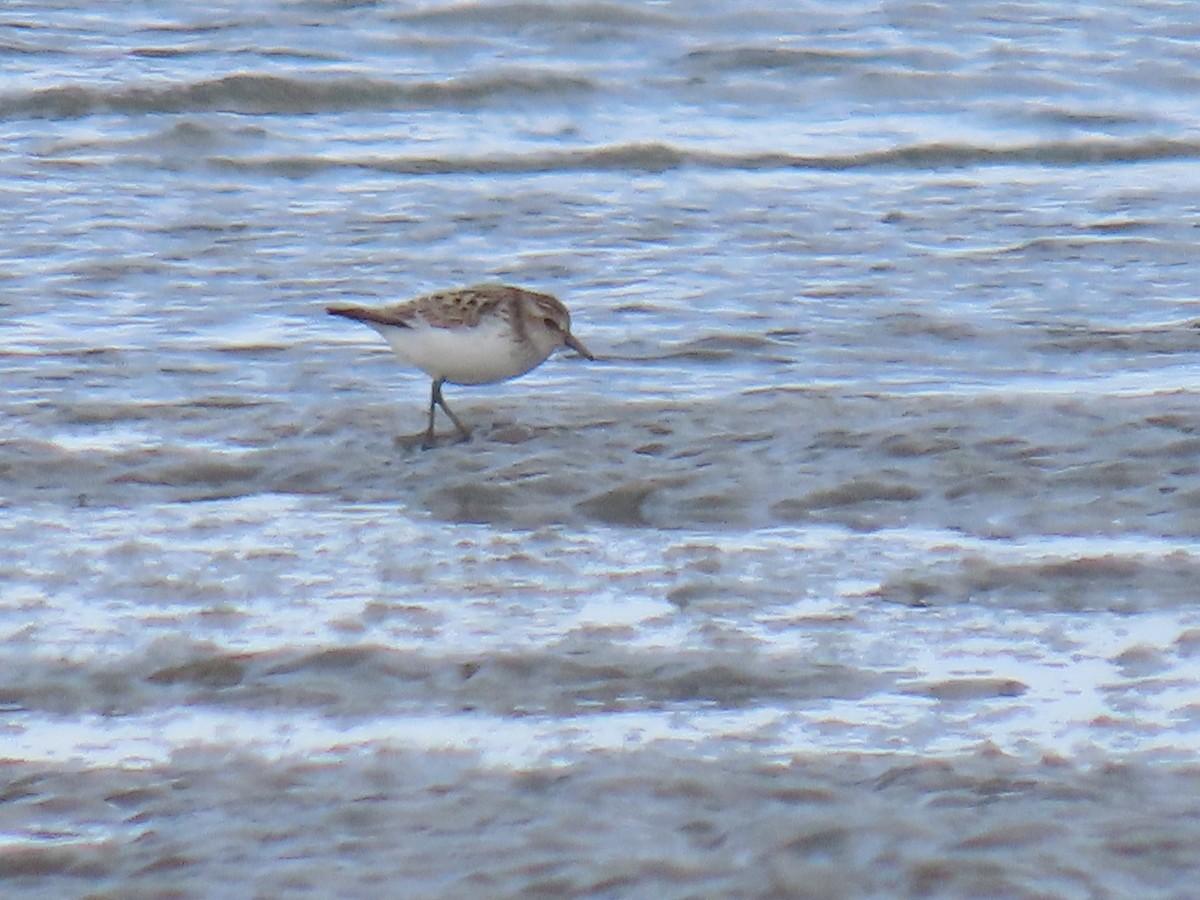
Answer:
[372, 319, 551, 385]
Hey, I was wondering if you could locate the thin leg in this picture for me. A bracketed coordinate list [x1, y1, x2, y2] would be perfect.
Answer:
[421, 379, 440, 449]
[432, 379, 471, 444]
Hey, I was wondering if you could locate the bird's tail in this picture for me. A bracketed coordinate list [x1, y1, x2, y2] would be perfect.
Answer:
[327, 303, 371, 322]
[326, 304, 409, 328]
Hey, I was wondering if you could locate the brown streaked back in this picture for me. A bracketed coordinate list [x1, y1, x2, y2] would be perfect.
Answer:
[328, 284, 563, 330]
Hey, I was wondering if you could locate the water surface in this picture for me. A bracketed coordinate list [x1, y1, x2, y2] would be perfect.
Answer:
[4, 1, 1200, 895]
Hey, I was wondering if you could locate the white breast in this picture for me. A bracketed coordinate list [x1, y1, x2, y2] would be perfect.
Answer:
[370, 318, 553, 385]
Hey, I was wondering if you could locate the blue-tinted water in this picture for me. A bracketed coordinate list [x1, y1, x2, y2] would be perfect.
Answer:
[4, 2, 1200, 895]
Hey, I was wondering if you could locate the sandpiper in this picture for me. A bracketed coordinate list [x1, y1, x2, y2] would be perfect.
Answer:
[327, 284, 593, 448]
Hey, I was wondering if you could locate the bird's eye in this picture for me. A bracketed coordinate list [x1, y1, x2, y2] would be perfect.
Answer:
[542, 317, 560, 331]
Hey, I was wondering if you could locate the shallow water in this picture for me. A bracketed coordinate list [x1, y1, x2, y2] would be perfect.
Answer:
[4, 1, 1200, 896]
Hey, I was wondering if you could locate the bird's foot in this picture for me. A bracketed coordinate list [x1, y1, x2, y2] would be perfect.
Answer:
[393, 428, 472, 451]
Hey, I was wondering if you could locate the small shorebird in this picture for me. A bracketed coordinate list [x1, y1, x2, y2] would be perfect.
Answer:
[327, 284, 593, 448]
